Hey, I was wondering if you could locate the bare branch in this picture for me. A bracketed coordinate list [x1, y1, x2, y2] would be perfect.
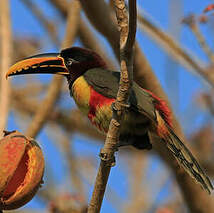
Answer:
[138, 14, 214, 87]
[61, 0, 81, 49]
[26, 1, 81, 138]
[79, 0, 119, 54]
[182, 14, 214, 63]
[79, 20, 117, 70]
[49, 0, 68, 17]
[25, 76, 63, 138]
[20, 0, 60, 47]
[138, 14, 206, 72]
[48, 125, 85, 197]
[88, 1, 137, 212]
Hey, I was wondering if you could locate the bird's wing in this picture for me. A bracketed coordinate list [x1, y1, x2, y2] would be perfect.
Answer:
[83, 68, 119, 98]
[83, 68, 156, 120]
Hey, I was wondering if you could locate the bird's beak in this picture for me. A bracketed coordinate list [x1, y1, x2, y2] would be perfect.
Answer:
[6, 53, 69, 79]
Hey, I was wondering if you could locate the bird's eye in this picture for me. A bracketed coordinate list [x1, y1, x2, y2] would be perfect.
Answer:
[66, 59, 73, 67]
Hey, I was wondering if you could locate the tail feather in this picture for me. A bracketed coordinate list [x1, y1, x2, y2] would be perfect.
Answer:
[165, 125, 213, 194]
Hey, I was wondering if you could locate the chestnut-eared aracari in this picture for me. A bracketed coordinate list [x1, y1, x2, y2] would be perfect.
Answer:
[6, 47, 213, 194]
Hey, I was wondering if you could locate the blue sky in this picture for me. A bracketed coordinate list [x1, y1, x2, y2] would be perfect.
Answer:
[9, 0, 213, 212]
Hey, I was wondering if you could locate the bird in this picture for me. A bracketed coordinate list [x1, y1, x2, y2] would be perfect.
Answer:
[6, 46, 213, 194]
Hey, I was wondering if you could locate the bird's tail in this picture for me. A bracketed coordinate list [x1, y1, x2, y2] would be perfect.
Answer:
[164, 124, 213, 194]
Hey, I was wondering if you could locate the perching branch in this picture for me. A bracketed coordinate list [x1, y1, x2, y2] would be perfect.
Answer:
[87, 1, 137, 212]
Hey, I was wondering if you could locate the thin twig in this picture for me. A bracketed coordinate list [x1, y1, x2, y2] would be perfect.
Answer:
[46, 124, 85, 197]
[182, 14, 214, 63]
[78, 20, 117, 70]
[87, 1, 137, 212]
[26, 1, 81, 138]
[0, 1, 11, 137]
[20, 0, 60, 47]
[13, 38, 41, 62]
[138, 14, 206, 71]
[79, 0, 120, 56]
[25, 76, 63, 138]
[193, 26, 214, 63]
[62, 1, 81, 49]
[49, 0, 68, 17]
[124, 151, 148, 213]
[138, 14, 214, 87]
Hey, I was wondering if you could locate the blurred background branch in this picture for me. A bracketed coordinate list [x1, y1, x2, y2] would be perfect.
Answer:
[0, 0, 12, 137]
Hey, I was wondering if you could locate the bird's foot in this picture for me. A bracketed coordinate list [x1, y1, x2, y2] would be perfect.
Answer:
[111, 102, 130, 113]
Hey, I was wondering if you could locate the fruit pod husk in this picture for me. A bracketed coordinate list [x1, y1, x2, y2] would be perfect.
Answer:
[0, 130, 45, 210]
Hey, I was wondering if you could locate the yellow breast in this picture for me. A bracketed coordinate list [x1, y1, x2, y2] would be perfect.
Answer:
[71, 76, 91, 115]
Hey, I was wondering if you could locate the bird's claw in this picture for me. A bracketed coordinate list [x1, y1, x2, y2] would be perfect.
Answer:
[111, 102, 130, 112]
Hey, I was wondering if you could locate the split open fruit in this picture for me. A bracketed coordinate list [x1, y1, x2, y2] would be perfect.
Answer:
[0, 131, 45, 210]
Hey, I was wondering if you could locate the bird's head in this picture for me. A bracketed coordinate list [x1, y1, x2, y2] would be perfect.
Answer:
[6, 47, 106, 84]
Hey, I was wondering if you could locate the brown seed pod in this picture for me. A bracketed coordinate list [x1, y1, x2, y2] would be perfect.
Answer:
[0, 130, 45, 210]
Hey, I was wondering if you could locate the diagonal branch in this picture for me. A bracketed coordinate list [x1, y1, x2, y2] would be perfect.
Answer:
[20, 0, 60, 47]
[138, 14, 214, 88]
[78, 20, 117, 70]
[182, 15, 214, 63]
[87, 1, 137, 212]
[26, 0, 81, 138]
